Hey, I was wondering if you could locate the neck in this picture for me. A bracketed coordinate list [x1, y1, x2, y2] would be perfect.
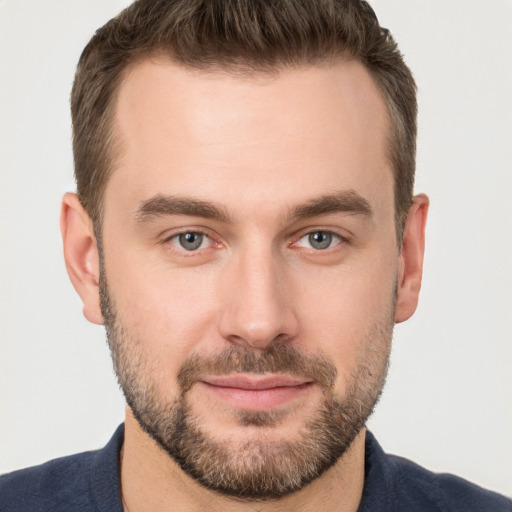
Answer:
[120, 409, 366, 512]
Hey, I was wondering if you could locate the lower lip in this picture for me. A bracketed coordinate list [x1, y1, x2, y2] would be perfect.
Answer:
[200, 382, 313, 411]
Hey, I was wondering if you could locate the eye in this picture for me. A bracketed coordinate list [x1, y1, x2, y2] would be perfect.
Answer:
[296, 231, 343, 250]
[169, 232, 211, 251]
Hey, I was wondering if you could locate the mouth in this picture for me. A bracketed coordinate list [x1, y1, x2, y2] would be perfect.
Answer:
[199, 375, 315, 411]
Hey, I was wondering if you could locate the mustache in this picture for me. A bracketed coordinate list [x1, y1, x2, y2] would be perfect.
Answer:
[177, 344, 337, 393]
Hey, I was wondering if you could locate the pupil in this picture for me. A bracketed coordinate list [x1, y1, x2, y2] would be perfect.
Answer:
[309, 232, 332, 250]
[179, 233, 203, 250]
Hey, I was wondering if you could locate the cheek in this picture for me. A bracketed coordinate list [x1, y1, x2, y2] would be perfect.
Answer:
[292, 253, 396, 376]
[104, 248, 223, 375]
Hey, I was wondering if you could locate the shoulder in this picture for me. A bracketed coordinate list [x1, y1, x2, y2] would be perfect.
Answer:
[362, 430, 512, 512]
[0, 425, 124, 512]
[389, 454, 512, 512]
[0, 450, 98, 512]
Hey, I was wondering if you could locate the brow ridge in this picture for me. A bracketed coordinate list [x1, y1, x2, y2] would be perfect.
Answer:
[136, 195, 230, 223]
[289, 190, 373, 221]
[135, 189, 372, 225]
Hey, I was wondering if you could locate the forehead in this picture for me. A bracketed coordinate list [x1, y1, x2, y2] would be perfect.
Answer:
[108, 58, 392, 220]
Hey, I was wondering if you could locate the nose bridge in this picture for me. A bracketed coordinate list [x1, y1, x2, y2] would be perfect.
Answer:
[219, 242, 298, 348]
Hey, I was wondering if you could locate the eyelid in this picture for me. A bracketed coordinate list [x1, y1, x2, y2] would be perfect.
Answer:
[171, 233, 210, 251]
[160, 227, 221, 250]
[290, 227, 351, 247]
[298, 231, 342, 249]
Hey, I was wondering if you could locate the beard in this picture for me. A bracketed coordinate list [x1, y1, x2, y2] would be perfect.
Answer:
[99, 271, 394, 501]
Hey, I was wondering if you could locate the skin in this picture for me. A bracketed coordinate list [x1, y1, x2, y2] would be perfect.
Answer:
[61, 58, 428, 511]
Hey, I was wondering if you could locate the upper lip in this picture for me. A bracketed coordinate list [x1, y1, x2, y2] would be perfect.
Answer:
[201, 375, 313, 390]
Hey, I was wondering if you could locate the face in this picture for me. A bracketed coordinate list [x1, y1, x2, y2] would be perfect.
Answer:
[98, 59, 400, 499]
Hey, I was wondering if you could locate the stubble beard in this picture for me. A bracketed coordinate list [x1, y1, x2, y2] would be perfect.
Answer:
[99, 271, 394, 501]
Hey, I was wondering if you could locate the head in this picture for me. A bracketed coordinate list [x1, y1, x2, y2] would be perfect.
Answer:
[62, 0, 428, 503]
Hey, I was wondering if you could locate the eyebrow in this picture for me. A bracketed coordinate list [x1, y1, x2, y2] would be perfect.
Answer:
[289, 190, 373, 221]
[136, 195, 231, 223]
[135, 189, 372, 224]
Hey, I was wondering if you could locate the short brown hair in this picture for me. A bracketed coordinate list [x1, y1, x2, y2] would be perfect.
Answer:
[71, 0, 417, 238]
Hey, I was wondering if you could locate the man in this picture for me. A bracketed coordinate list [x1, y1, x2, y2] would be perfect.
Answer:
[1, 0, 510, 510]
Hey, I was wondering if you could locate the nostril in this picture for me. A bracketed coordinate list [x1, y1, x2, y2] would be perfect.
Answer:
[223, 323, 298, 350]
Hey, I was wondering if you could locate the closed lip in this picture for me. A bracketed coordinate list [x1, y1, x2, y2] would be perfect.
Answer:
[201, 375, 313, 390]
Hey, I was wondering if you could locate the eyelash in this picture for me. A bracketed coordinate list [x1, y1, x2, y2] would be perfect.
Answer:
[161, 228, 349, 255]
[161, 229, 219, 253]
[290, 229, 350, 253]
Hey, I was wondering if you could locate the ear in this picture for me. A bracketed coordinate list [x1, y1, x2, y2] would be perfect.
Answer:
[60, 193, 103, 325]
[394, 194, 429, 324]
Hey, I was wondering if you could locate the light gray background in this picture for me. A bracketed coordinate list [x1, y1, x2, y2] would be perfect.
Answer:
[1, 0, 511, 497]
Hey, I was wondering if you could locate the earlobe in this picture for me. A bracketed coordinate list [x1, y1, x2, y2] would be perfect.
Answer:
[394, 194, 429, 324]
[60, 193, 104, 325]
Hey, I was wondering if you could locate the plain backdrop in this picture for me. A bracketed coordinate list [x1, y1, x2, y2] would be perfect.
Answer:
[1, 0, 511, 498]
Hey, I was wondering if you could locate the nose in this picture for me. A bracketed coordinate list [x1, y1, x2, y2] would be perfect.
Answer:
[218, 248, 299, 349]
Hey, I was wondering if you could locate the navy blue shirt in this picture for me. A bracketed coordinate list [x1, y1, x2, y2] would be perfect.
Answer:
[1, 425, 510, 511]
